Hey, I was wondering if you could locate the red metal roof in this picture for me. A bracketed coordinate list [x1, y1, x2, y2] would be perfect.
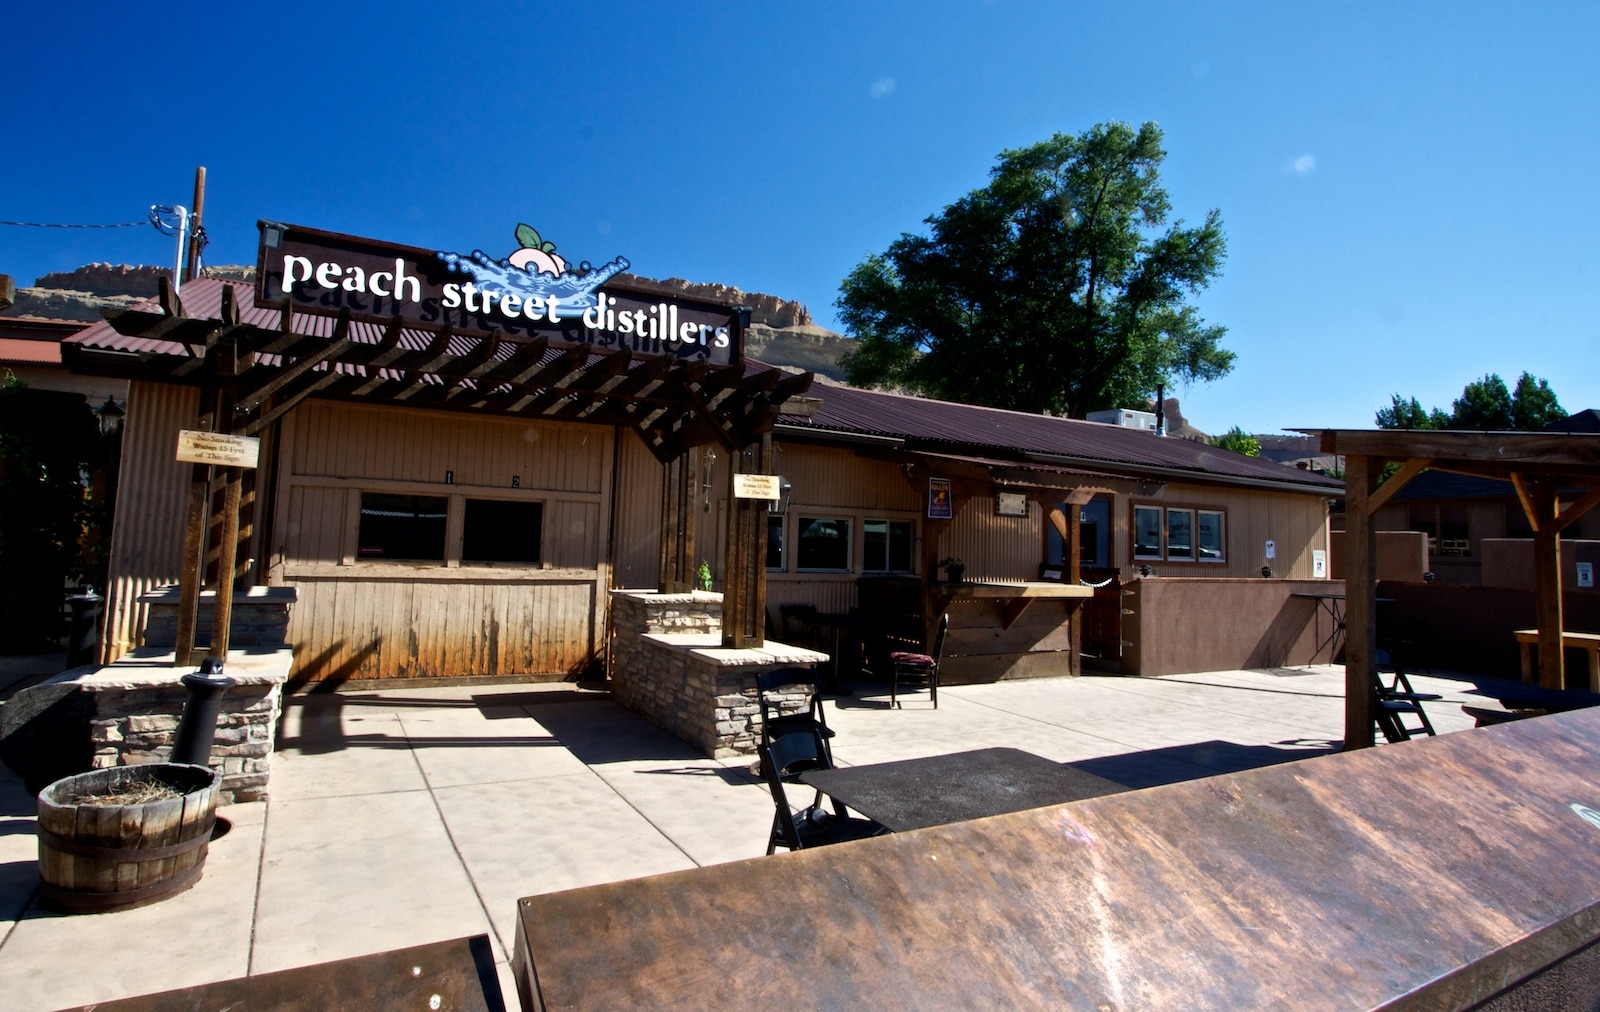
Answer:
[0, 337, 62, 364]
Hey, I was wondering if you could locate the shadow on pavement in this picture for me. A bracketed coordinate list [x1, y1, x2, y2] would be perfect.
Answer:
[1068, 738, 1342, 790]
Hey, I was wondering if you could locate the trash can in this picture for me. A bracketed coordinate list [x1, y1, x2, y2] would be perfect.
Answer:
[65, 587, 103, 668]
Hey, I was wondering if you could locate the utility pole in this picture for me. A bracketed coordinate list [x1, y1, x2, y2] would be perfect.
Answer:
[184, 167, 206, 283]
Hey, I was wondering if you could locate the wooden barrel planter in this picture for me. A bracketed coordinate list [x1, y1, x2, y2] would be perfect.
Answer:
[36, 762, 222, 913]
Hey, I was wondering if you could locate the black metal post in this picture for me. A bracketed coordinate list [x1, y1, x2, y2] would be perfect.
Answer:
[66, 587, 103, 668]
[171, 658, 236, 767]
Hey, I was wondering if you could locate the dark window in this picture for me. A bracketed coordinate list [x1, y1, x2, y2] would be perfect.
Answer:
[1166, 509, 1195, 561]
[358, 493, 447, 561]
[1134, 505, 1163, 560]
[863, 519, 914, 573]
[462, 499, 543, 564]
[766, 514, 785, 571]
[797, 516, 851, 571]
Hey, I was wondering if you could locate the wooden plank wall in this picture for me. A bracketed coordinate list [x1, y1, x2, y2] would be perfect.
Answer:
[272, 401, 614, 682]
[102, 381, 198, 661]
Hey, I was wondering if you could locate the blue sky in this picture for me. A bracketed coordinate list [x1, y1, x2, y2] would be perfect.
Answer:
[3, 2, 1596, 436]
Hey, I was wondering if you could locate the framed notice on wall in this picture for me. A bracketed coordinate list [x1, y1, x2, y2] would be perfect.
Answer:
[928, 478, 953, 519]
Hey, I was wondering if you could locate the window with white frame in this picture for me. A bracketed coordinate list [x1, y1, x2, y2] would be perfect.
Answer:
[1133, 503, 1228, 564]
[796, 516, 852, 571]
[862, 518, 914, 573]
[1197, 510, 1226, 562]
[1133, 505, 1164, 560]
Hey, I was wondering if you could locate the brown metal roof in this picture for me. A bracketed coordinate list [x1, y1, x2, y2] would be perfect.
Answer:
[778, 381, 1342, 496]
[61, 278, 1339, 495]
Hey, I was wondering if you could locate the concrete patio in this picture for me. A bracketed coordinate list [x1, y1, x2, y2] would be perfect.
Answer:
[0, 664, 1483, 1009]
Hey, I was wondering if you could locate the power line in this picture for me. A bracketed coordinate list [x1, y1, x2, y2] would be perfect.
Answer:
[0, 219, 148, 229]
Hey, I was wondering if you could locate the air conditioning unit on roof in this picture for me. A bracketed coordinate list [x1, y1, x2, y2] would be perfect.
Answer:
[1086, 408, 1157, 431]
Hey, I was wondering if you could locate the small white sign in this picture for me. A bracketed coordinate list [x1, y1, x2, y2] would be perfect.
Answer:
[175, 430, 260, 468]
[733, 473, 781, 500]
[1312, 549, 1327, 579]
[1579, 562, 1595, 589]
[995, 492, 1028, 517]
[1264, 539, 1276, 560]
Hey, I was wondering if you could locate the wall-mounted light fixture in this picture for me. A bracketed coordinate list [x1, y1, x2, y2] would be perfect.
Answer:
[772, 476, 794, 515]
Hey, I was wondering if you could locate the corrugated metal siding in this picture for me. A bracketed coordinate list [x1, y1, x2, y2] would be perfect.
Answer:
[1119, 482, 1331, 580]
[937, 498, 1045, 584]
[611, 431, 664, 589]
[777, 444, 921, 513]
[103, 381, 196, 661]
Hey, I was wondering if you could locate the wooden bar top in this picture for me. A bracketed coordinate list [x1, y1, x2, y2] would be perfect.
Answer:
[515, 709, 1600, 1010]
[935, 580, 1094, 600]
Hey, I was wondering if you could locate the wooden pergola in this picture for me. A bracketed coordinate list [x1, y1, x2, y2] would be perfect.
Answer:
[1312, 428, 1600, 748]
[72, 277, 813, 667]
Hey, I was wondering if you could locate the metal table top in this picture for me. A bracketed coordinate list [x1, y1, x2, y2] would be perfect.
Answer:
[800, 746, 1128, 832]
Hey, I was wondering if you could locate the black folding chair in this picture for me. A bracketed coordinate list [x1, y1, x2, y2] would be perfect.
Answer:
[891, 613, 948, 709]
[1372, 648, 1440, 743]
[759, 730, 883, 854]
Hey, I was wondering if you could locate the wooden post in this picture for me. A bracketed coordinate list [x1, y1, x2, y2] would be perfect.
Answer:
[1343, 454, 1378, 750]
[657, 450, 697, 593]
[173, 383, 219, 667]
[1065, 498, 1083, 677]
[1528, 477, 1565, 689]
[207, 466, 242, 662]
[722, 435, 772, 648]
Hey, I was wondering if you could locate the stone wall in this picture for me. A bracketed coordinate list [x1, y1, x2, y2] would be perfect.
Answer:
[0, 648, 291, 802]
[609, 590, 827, 757]
[85, 665, 283, 802]
[139, 586, 296, 649]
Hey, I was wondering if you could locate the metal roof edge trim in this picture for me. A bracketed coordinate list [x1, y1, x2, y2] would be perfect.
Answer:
[772, 423, 905, 449]
[1020, 451, 1342, 497]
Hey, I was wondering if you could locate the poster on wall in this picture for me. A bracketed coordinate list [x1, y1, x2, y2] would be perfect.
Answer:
[928, 478, 953, 519]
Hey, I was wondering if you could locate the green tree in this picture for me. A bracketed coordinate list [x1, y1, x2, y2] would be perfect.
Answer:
[1375, 372, 1564, 431]
[1451, 374, 1515, 429]
[1375, 394, 1447, 430]
[0, 375, 106, 649]
[838, 121, 1234, 417]
[1208, 426, 1261, 456]
[1509, 372, 1565, 429]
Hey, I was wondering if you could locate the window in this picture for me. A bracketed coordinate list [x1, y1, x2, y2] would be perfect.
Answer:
[1197, 510, 1226, 562]
[796, 516, 851, 571]
[1046, 497, 1111, 569]
[863, 519, 914, 573]
[1134, 505, 1164, 560]
[1439, 505, 1470, 558]
[1165, 509, 1195, 562]
[461, 498, 542, 564]
[766, 514, 785, 571]
[1134, 503, 1228, 564]
[358, 493, 447, 560]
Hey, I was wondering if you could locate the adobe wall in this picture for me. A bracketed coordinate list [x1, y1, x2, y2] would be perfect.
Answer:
[1121, 577, 1343, 676]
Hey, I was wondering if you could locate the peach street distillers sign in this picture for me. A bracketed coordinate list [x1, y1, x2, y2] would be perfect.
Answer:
[176, 430, 261, 468]
[255, 221, 741, 365]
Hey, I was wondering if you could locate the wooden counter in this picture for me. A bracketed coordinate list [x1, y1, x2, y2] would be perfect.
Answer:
[932, 580, 1093, 631]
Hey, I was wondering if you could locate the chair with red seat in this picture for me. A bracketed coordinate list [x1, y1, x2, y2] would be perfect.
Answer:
[891, 612, 948, 709]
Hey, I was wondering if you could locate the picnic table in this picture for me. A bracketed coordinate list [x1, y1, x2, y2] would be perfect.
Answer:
[1514, 629, 1600, 691]
[799, 746, 1127, 832]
